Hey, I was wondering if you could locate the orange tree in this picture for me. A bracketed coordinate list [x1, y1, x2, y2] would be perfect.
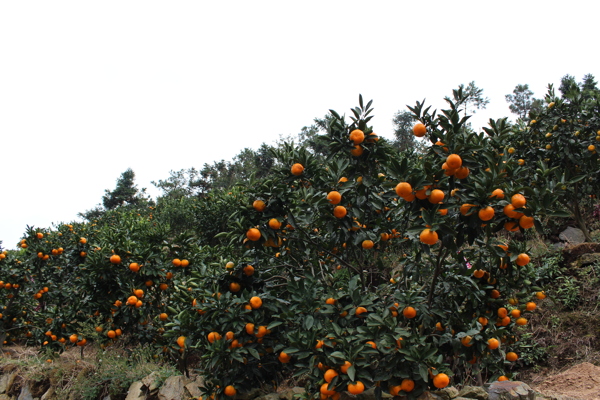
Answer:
[166, 93, 557, 399]
[506, 81, 600, 240]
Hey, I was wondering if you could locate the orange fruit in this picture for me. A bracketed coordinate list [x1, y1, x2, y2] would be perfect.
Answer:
[268, 219, 282, 230]
[413, 123, 427, 137]
[107, 330, 116, 339]
[395, 182, 412, 198]
[69, 334, 78, 343]
[515, 253, 530, 266]
[180, 259, 189, 267]
[253, 200, 266, 212]
[433, 373, 450, 389]
[536, 291, 546, 300]
[511, 193, 526, 208]
[526, 302, 537, 311]
[487, 338, 500, 350]
[245, 323, 255, 335]
[278, 351, 291, 363]
[515, 317, 527, 326]
[366, 341, 377, 349]
[490, 188, 505, 199]
[497, 307, 508, 318]
[177, 336, 186, 347]
[446, 154, 462, 169]
[110, 254, 121, 264]
[504, 221, 520, 232]
[159, 313, 168, 321]
[134, 289, 144, 298]
[361, 240, 374, 250]
[511, 309, 521, 318]
[355, 306, 367, 316]
[454, 166, 470, 179]
[327, 191, 342, 205]
[246, 228, 261, 241]
[503, 204, 522, 219]
[519, 215, 535, 229]
[224, 386, 237, 397]
[333, 206, 347, 219]
[129, 263, 140, 272]
[478, 206, 495, 221]
[350, 145, 364, 157]
[403, 306, 417, 319]
[490, 289, 500, 299]
[461, 336, 472, 347]
[389, 385, 402, 397]
[478, 317, 488, 326]
[506, 352, 519, 362]
[207, 332, 222, 343]
[498, 376, 509, 381]
[320, 383, 335, 396]
[36, 232, 44, 239]
[230, 282, 241, 292]
[324, 369, 338, 383]
[349, 129, 365, 145]
[419, 229, 438, 245]
[347, 381, 365, 395]
[460, 203, 476, 216]
[340, 361, 352, 374]
[428, 189, 445, 204]
[400, 379, 414, 392]
[171, 258, 182, 267]
[325, 298, 336, 305]
[243, 265, 255, 276]
[250, 296, 263, 309]
[291, 163, 304, 176]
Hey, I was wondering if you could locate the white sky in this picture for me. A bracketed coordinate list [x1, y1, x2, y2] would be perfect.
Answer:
[1, 1, 599, 249]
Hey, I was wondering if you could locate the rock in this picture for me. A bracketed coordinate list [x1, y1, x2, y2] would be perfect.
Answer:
[124, 381, 146, 400]
[184, 381, 203, 399]
[278, 387, 305, 400]
[0, 394, 13, 400]
[17, 383, 33, 400]
[102, 395, 112, 400]
[416, 392, 444, 400]
[142, 371, 160, 392]
[458, 386, 488, 400]
[354, 387, 393, 400]
[571, 253, 600, 268]
[237, 388, 262, 400]
[255, 393, 279, 400]
[0, 372, 17, 394]
[40, 387, 54, 400]
[158, 376, 191, 400]
[559, 227, 585, 245]
[432, 387, 459, 399]
[488, 381, 535, 400]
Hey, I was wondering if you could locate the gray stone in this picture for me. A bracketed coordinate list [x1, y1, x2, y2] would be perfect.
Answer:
[416, 392, 444, 400]
[255, 394, 279, 400]
[158, 376, 191, 400]
[142, 371, 159, 391]
[488, 381, 535, 400]
[432, 387, 459, 399]
[0, 372, 17, 394]
[0, 394, 13, 400]
[17, 383, 34, 400]
[40, 387, 54, 400]
[102, 396, 112, 400]
[124, 381, 146, 400]
[572, 252, 600, 268]
[355, 388, 393, 400]
[559, 227, 585, 245]
[278, 387, 305, 400]
[184, 381, 203, 399]
[458, 386, 488, 400]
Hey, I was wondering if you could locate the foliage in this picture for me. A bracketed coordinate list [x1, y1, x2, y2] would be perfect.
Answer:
[505, 84, 543, 121]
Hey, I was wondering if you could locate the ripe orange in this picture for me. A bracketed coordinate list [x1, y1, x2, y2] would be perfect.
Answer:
[446, 154, 462, 169]
[515, 317, 527, 326]
[348, 381, 365, 395]
[207, 332, 222, 343]
[490, 188, 505, 199]
[340, 361, 352, 373]
[246, 228, 261, 241]
[366, 341, 377, 349]
[320, 383, 335, 396]
[515, 253, 530, 266]
[504, 221, 520, 232]
[490, 289, 500, 299]
[243, 265, 255, 276]
[460, 203, 476, 216]
[79, 237, 87, 244]
[134, 289, 144, 298]
[159, 283, 168, 291]
[355, 306, 367, 316]
[389, 385, 402, 397]
[278, 351, 291, 363]
[333, 206, 347, 219]
[129, 263, 140, 272]
[428, 189, 445, 204]
[361, 240, 374, 250]
[36, 232, 44, 239]
[180, 259, 189, 267]
[526, 302, 537, 311]
[107, 330, 116, 339]
[497, 307, 508, 318]
[159, 313, 168, 321]
[498, 376, 509, 381]
[224, 386, 237, 397]
[400, 379, 414, 393]
[536, 291, 546, 300]
[229, 282, 241, 292]
[403, 306, 417, 319]
[327, 191, 342, 205]
[268, 218, 282, 230]
[350, 145, 364, 157]
[487, 338, 500, 350]
[395, 182, 412, 198]
[324, 369, 338, 383]
[127, 296, 138, 305]
[433, 373, 450, 389]
[349, 129, 365, 145]
[478, 206, 495, 221]
[511, 309, 521, 318]
[506, 352, 519, 362]
[70, 334, 78, 343]
[413, 123, 427, 137]
[419, 229, 438, 245]
[291, 163, 304, 176]
[253, 199, 266, 212]
[250, 296, 263, 309]
[110, 254, 121, 264]
[519, 215, 534, 229]
[454, 166, 470, 179]
[461, 336, 472, 347]
[511, 193, 526, 208]
[245, 323, 255, 335]
[503, 204, 522, 219]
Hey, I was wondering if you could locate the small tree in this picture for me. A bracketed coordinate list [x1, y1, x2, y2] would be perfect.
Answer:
[505, 84, 543, 120]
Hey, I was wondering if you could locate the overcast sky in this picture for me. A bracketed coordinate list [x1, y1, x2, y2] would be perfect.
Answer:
[1, 1, 599, 249]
